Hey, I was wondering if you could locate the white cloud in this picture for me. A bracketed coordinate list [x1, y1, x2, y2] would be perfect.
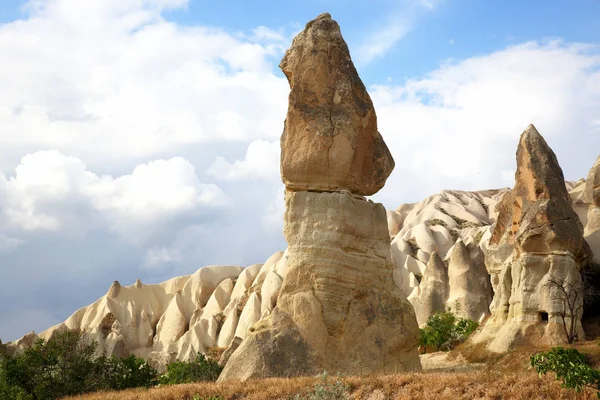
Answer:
[262, 188, 286, 230]
[0, 150, 230, 242]
[371, 40, 600, 206]
[145, 246, 183, 268]
[0, 0, 289, 168]
[208, 139, 280, 181]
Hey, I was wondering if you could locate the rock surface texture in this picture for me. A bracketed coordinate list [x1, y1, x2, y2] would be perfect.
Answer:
[279, 13, 395, 196]
[446, 240, 494, 322]
[474, 125, 589, 352]
[575, 157, 600, 264]
[219, 13, 421, 381]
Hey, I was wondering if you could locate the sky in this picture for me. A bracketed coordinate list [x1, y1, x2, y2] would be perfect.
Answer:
[0, 0, 599, 342]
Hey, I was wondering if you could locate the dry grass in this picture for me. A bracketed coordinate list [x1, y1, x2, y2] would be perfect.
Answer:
[69, 369, 598, 400]
[204, 346, 227, 362]
[68, 341, 600, 400]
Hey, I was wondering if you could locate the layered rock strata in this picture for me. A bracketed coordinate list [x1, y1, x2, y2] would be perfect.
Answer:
[474, 124, 590, 352]
[218, 13, 421, 381]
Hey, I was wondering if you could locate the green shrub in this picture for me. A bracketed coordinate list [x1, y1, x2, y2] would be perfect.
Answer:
[292, 372, 350, 400]
[0, 330, 100, 399]
[454, 317, 479, 338]
[158, 353, 223, 385]
[419, 311, 478, 352]
[531, 347, 600, 397]
[0, 330, 157, 399]
[98, 354, 158, 390]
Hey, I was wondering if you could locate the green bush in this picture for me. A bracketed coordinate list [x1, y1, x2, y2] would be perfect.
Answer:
[0, 330, 100, 399]
[0, 330, 158, 399]
[531, 347, 600, 397]
[98, 354, 158, 390]
[158, 353, 223, 385]
[419, 311, 478, 352]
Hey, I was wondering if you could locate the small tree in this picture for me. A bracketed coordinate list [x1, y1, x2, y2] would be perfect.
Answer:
[419, 311, 478, 352]
[531, 347, 600, 396]
[544, 274, 594, 344]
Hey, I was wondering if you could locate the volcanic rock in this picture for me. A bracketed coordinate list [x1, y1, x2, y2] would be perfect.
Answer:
[475, 124, 587, 351]
[410, 253, 448, 326]
[218, 13, 420, 381]
[445, 240, 493, 322]
[279, 13, 395, 196]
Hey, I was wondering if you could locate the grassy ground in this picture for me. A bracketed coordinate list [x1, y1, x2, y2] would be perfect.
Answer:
[70, 341, 600, 400]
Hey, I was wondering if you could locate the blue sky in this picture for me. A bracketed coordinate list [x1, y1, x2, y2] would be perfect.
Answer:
[174, 0, 600, 82]
[0, 0, 598, 342]
[3, 0, 600, 82]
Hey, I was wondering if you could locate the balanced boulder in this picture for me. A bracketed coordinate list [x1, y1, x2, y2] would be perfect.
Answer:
[279, 13, 395, 196]
[219, 13, 421, 381]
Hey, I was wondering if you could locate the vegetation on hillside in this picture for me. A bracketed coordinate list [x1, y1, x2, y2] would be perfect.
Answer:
[531, 347, 600, 397]
[419, 310, 478, 352]
[0, 330, 222, 400]
[159, 353, 223, 385]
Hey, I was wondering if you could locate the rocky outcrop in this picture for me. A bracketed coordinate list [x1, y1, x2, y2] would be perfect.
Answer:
[474, 124, 588, 352]
[446, 240, 493, 322]
[218, 336, 242, 367]
[583, 157, 600, 263]
[584, 156, 600, 208]
[409, 253, 448, 326]
[279, 13, 394, 196]
[489, 125, 590, 263]
[407, 240, 493, 327]
[219, 13, 420, 381]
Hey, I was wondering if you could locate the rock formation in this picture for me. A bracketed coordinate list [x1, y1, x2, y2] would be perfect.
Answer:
[474, 124, 590, 352]
[218, 13, 421, 381]
[7, 151, 600, 365]
[584, 156, 600, 208]
[583, 157, 600, 263]
[407, 240, 493, 327]
[409, 253, 448, 326]
[446, 240, 494, 322]
[279, 13, 394, 196]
